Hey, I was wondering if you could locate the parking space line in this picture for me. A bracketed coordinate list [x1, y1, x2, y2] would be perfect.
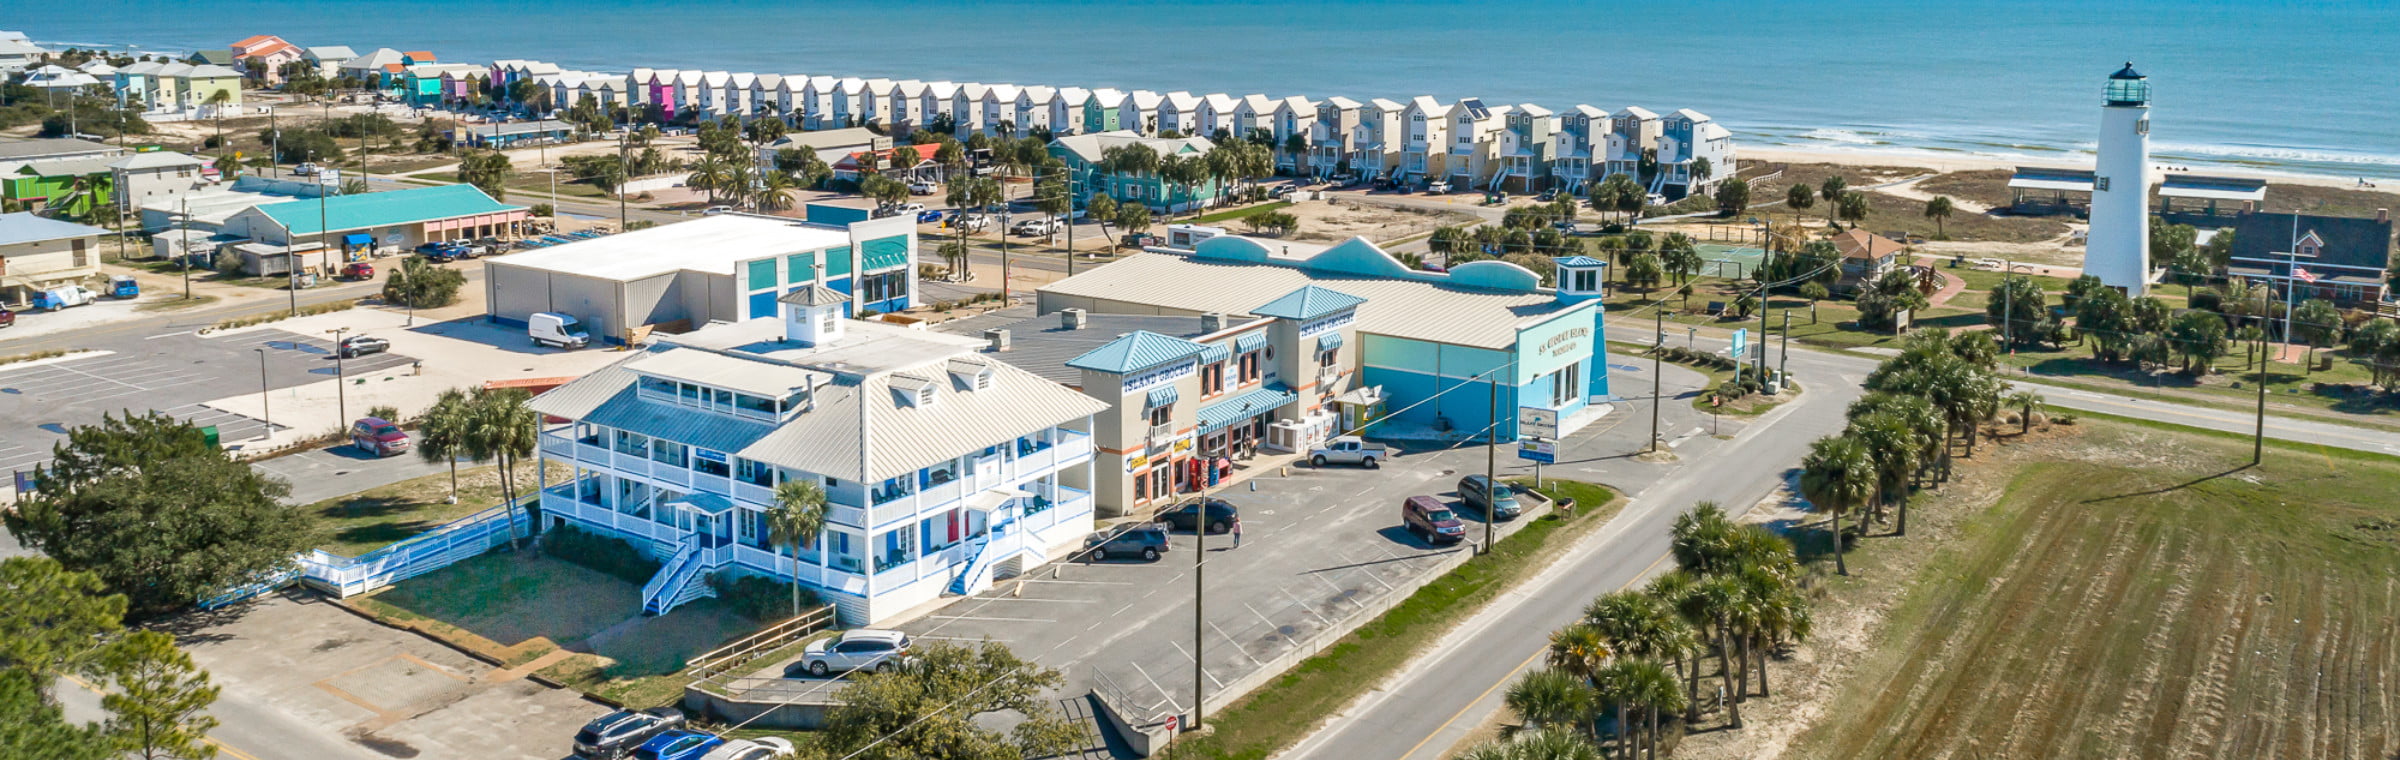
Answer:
[977, 596, 1094, 603]
[1125, 661, 1183, 713]
[1207, 620, 1263, 666]
[926, 614, 1054, 623]
[1166, 640, 1225, 690]
[1276, 587, 1334, 627]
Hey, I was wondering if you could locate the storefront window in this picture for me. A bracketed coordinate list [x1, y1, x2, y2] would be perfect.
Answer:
[1201, 363, 1225, 395]
[860, 270, 907, 305]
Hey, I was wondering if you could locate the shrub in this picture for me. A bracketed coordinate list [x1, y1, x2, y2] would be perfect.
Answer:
[365, 404, 400, 423]
[543, 524, 662, 584]
[709, 570, 818, 621]
[2189, 289, 2223, 312]
[382, 257, 466, 308]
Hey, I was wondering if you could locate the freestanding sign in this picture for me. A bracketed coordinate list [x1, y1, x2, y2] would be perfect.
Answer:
[1730, 328, 1748, 360]
[1517, 438, 1556, 463]
[1516, 406, 1559, 441]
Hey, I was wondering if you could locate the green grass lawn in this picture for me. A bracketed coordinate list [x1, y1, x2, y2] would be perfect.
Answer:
[1166, 482, 1623, 760]
[308, 462, 563, 557]
[1791, 417, 2400, 759]
[136, 294, 220, 312]
[360, 550, 765, 708]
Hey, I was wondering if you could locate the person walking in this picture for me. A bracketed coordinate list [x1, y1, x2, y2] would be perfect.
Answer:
[1231, 517, 1243, 549]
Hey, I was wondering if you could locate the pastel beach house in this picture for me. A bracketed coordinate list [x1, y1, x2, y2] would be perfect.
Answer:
[1051, 131, 1221, 214]
[228, 35, 302, 84]
[1656, 109, 1736, 199]
[528, 289, 1107, 624]
[1398, 96, 1451, 187]
[1551, 105, 1607, 194]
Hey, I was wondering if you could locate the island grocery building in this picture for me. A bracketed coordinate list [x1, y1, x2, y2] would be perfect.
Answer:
[1019, 236, 1613, 516]
[484, 207, 917, 344]
[217, 184, 527, 255]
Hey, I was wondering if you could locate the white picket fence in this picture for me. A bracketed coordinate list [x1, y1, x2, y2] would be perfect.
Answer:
[201, 500, 531, 608]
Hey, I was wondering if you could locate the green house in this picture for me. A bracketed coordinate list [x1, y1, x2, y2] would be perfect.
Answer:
[4, 158, 116, 220]
[1048, 131, 1221, 215]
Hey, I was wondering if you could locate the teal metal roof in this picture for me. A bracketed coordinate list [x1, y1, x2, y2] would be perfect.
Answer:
[1064, 330, 1209, 374]
[1198, 384, 1295, 434]
[253, 185, 521, 236]
[1250, 285, 1366, 321]
[1555, 255, 1606, 267]
[665, 491, 738, 515]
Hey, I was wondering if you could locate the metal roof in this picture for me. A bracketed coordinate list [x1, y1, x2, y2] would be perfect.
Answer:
[1198, 384, 1295, 434]
[0, 212, 107, 247]
[1065, 330, 1209, 374]
[0, 137, 118, 160]
[1040, 250, 1575, 350]
[1556, 256, 1605, 267]
[625, 348, 829, 397]
[780, 283, 849, 307]
[579, 380, 778, 456]
[252, 185, 521, 236]
[2160, 174, 2267, 202]
[1146, 385, 1178, 408]
[493, 213, 854, 281]
[1250, 285, 1367, 321]
[2007, 167, 2096, 193]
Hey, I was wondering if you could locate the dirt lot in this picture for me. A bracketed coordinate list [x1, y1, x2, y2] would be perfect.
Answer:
[1675, 417, 2400, 760]
[1282, 197, 1476, 243]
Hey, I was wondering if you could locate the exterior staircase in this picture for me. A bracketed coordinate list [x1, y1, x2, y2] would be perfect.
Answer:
[947, 515, 1018, 596]
[641, 537, 714, 616]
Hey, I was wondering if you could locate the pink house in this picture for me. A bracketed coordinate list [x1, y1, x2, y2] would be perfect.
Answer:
[230, 35, 304, 85]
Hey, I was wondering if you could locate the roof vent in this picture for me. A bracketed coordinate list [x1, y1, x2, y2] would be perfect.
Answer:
[1062, 308, 1088, 330]
[1201, 312, 1225, 334]
[984, 328, 1011, 352]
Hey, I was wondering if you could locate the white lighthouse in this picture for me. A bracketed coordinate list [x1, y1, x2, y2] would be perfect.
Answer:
[2088, 62, 2152, 295]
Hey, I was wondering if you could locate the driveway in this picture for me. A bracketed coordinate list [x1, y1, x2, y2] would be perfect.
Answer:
[105, 592, 605, 760]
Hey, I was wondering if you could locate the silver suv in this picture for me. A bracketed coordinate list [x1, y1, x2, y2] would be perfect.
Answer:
[789, 630, 912, 678]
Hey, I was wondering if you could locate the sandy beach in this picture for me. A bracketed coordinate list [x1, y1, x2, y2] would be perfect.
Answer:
[1743, 146, 2382, 191]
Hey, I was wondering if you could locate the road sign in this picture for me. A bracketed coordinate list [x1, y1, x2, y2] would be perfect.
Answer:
[1516, 406, 1559, 441]
[1517, 438, 1556, 464]
[1730, 328, 1748, 359]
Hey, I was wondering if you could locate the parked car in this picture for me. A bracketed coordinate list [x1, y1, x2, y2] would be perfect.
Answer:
[414, 241, 464, 262]
[1456, 475, 1522, 520]
[1268, 185, 1295, 199]
[916, 209, 946, 224]
[337, 335, 391, 358]
[1309, 436, 1388, 469]
[1084, 523, 1170, 561]
[350, 417, 409, 457]
[1330, 172, 1358, 186]
[1011, 218, 1059, 237]
[0, 307, 14, 328]
[572, 708, 686, 760]
[455, 241, 489, 258]
[1158, 499, 1238, 534]
[530, 311, 592, 349]
[32, 286, 95, 311]
[294, 162, 319, 176]
[1401, 495, 1466, 545]
[340, 262, 376, 280]
[952, 213, 992, 232]
[789, 629, 913, 678]
[703, 206, 735, 216]
[696, 737, 795, 760]
[632, 730, 722, 760]
[1426, 180, 1452, 194]
[908, 179, 939, 195]
[891, 202, 926, 215]
[107, 274, 139, 299]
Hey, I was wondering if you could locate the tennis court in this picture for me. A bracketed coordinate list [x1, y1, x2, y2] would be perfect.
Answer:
[1696, 243, 1769, 279]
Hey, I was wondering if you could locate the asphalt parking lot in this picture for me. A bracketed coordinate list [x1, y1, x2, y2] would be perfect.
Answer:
[0, 327, 416, 478]
[740, 358, 1737, 725]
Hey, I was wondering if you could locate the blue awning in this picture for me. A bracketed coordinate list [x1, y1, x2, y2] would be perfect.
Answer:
[1198, 344, 1230, 365]
[1146, 385, 1178, 409]
[1197, 384, 1295, 434]
[343, 233, 372, 246]
[1234, 333, 1267, 353]
[1317, 333, 1344, 351]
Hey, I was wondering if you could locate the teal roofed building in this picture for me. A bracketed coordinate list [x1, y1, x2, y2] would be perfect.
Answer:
[1065, 330, 1209, 374]
[220, 184, 528, 254]
[1049, 130, 1222, 214]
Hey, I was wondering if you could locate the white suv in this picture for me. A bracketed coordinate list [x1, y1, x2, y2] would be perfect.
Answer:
[789, 630, 913, 677]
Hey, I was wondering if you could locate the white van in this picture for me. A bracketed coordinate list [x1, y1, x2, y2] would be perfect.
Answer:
[529, 312, 591, 349]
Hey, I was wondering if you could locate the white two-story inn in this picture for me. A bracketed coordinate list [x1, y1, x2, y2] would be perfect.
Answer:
[531, 287, 1108, 625]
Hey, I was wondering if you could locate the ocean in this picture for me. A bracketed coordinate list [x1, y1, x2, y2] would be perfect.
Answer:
[19, 0, 2400, 179]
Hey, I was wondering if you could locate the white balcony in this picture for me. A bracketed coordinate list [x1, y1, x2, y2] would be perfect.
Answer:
[1147, 423, 1175, 443]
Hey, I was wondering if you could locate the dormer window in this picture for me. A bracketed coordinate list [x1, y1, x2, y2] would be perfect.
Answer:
[892, 374, 938, 407]
[947, 357, 995, 391]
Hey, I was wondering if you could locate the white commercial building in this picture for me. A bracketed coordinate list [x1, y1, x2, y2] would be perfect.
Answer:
[530, 290, 1107, 623]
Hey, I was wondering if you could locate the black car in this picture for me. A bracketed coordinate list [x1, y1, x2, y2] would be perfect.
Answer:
[571, 707, 685, 759]
[337, 335, 391, 358]
[1158, 499, 1238, 534]
[1084, 524, 1170, 561]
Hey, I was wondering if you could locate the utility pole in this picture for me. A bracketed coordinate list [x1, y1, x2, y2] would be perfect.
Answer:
[2253, 316, 2268, 465]
[1484, 371, 1498, 553]
[326, 327, 350, 426]
[1779, 310, 1792, 386]
[253, 348, 272, 439]
[179, 196, 192, 299]
[617, 129, 630, 231]
[1649, 307, 1663, 453]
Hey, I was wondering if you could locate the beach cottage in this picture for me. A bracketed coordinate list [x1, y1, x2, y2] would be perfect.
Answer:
[1198, 93, 1240, 140]
[1495, 104, 1555, 193]
[1552, 105, 1607, 194]
[1399, 96, 1452, 187]
[1121, 90, 1164, 136]
[1602, 107, 1661, 187]
[1016, 86, 1057, 133]
[1271, 96, 1318, 174]
[1657, 109, 1735, 199]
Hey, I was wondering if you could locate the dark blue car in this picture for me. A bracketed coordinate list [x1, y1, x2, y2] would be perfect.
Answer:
[631, 730, 721, 760]
[917, 209, 946, 223]
[413, 241, 465, 262]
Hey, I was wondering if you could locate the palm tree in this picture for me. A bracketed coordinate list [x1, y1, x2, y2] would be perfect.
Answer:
[1817, 175, 1847, 226]
[765, 479, 828, 618]
[1505, 669, 1597, 736]
[1598, 659, 1683, 759]
[1691, 574, 1754, 727]
[756, 170, 801, 212]
[1593, 585, 1698, 725]
[464, 387, 540, 546]
[414, 387, 474, 503]
[1736, 561, 1809, 699]
[1784, 183, 1815, 226]
[1455, 728, 1603, 760]
[2007, 389, 2045, 435]
[1546, 624, 1611, 683]
[1658, 233, 1702, 286]
[688, 155, 731, 204]
[1799, 435, 1875, 575]
[1923, 195, 1955, 238]
[1845, 410, 1919, 532]
[205, 89, 233, 150]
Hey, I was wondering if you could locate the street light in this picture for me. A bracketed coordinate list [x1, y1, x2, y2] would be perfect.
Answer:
[252, 348, 272, 440]
[326, 327, 350, 426]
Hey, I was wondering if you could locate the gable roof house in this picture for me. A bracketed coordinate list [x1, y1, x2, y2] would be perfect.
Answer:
[2225, 210, 2395, 307]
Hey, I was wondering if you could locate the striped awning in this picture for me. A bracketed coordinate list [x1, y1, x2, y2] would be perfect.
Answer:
[1317, 333, 1344, 351]
[1234, 333, 1267, 353]
[1146, 385, 1178, 409]
[1198, 344, 1231, 364]
[1197, 384, 1295, 434]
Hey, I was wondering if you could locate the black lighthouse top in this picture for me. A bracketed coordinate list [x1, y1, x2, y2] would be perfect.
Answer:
[2105, 62, 2150, 107]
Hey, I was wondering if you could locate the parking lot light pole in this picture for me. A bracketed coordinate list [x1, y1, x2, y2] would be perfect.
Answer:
[326, 327, 350, 425]
[1484, 371, 1498, 554]
[253, 348, 272, 439]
